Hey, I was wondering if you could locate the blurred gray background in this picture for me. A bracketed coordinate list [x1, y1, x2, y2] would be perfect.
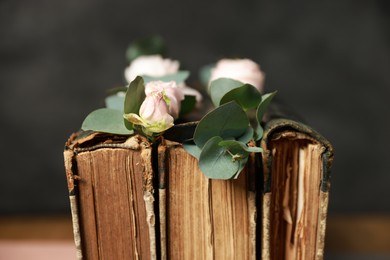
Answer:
[0, 0, 389, 215]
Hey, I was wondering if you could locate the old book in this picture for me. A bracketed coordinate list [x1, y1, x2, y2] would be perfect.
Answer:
[260, 118, 334, 260]
[64, 130, 259, 260]
[158, 140, 258, 260]
[63, 132, 157, 260]
[63, 116, 333, 259]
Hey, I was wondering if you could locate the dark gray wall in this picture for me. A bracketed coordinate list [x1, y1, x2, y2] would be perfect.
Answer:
[1, 0, 389, 214]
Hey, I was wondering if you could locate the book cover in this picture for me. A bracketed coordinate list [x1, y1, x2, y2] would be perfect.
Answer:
[158, 139, 257, 259]
[260, 118, 334, 260]
[64, 132, 157, 260]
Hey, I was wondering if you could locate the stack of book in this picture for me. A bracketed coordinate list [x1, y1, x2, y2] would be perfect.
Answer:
[64, 108, 333, 260]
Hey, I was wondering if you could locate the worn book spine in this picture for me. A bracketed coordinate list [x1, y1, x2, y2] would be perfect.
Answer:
[158, 140, 258, 260]
[260, 118, 334, 260]
[63, 134, 157, 260]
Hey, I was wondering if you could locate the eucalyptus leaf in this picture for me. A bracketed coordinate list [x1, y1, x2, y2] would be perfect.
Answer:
[199, 63, 214, 86]
[143, 71, 190, 84]
[106, 86, 128, 96]
[81, 108, 134, 135]
[220, 84, 262, 110]
[183, 141, 202, 159]
[126, 35, 166, 62]
[180, 95, 196, 117]
[124, 76, 145, 130]
[218, 140, 262, 154]
[194, 101, 249, 148]
[209, 78, 244, 107]
[237, 126, 254, 144]
[217, 139, 252, 179]
[105, 94, 125, 111]
[124, 76, 145, 114]
[199, 136, 240, 179]
[233, 157, 249, 179]
[256, 91, 277, 124]
[254, 124, 264, 141]
[244, 146, 263, 153]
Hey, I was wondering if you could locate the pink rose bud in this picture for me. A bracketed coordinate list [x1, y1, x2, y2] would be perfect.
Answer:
[145, 81, 184, 119]
[139, 93, 174, 132]
[209, 58, 265, 93]
[124, 92, 174, 134]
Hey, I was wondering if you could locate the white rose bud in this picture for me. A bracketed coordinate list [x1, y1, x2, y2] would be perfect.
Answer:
[209, 58, 265, 93]
[124, 55, 202, 107]
[124, 55, 179, 83]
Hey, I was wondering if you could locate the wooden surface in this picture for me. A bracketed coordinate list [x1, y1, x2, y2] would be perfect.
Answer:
[0, 215, 73, 240]
[325, 214, 390, 253]
[0, 215, 76, 259]
[0, 214, 390, 256]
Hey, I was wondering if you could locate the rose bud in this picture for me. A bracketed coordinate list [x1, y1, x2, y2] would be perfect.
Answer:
[145, 81, 184, 119]
[124, 55, 179, 83]
[209, 58, 265, 93]
[124, 92, 174, 134]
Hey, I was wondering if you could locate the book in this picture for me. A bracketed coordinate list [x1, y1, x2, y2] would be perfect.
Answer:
[260, 118, 334, 260]
[64, 126, 260, 260]
[63, 132, 157, 260]
[63, 115, 333, 260]
[157, 139, 258, 259]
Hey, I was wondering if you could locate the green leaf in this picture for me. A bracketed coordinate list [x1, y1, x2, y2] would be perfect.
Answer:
[218, 140, 263, 154]
[124, 76, 145, 114]
[81, 108, 134, 135]
[106, 86, 128, 96]
[183, 141, 202, 159]
[126, 35, 166, 62]
[254, 124, 264, 141]
[199, 136, 240, 179]
[199, 63, 214, 87]
[256, 91, 277, 124]
[237, 126, 254, 144]
[209, 78, 244, 107]
[124, 76, 145, 130]
[220, 84, 262, 110]
[194, 101, 249, 148]
[105, 94, 125, 111]
[180, 95, 196, 116]
[143, 71, 190, 84]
